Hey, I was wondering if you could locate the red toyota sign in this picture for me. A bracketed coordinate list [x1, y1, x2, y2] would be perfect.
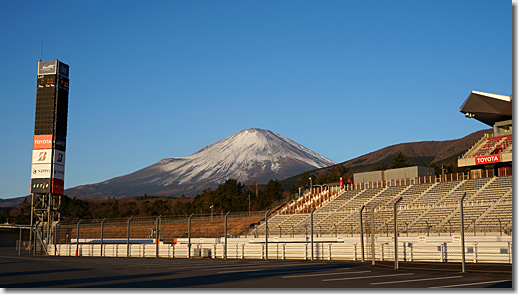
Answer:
[475, 154, 501, 165]
[33, 134, 53, 149]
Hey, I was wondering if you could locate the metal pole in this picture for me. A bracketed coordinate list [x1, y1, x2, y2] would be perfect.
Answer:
[265, 209, 270, 260]
[394, 197, 403, 269]
[359, 205, 365, 262]
[100, 218, 106, 257]
[224, 211, 230, 259]
[188, 213, 193, 259]
[126, 216, 133, 258]
[76, 219, 82, 257]
[54, 223, 58, 256]
[30, 193, 34, 256]
[371, 200, 381, 265]
[156, 215, 162, 258]
[19, 226, 22, 255]
[311, 207, 316, 261]
[460, 192, 466, 273]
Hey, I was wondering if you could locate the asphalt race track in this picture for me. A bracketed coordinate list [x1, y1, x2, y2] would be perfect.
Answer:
[0, 248, 511, 288]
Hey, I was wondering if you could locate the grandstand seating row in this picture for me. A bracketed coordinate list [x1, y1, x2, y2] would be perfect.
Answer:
[464, 134, 512, 158]
[251, 175, 512, 237]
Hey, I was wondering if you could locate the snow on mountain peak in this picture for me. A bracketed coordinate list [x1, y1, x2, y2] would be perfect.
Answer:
[145, 128, 336, 186]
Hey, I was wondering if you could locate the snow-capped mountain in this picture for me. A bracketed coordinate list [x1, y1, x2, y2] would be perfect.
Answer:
[65, 128, 336, 199]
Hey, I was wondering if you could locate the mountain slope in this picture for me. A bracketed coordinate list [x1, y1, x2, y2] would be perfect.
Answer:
[340, 129, 493, 171]
[280, 129, 492, 190]
[65, 128, 336, 199]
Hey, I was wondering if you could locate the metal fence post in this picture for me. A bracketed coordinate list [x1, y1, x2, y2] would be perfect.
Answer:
[156, 215, 161, 258]
[311, 207, 316, 261]
[394, 197, 403, 269]
[371, 200, 381, 265]
[460, 192, 466, 273]
[54, 222, 59, 256]
[19, 226, 22, 255]
[127, 216, 133, 258]
[100, 218, 106, 257]
[224, 211, 229, 260]
[76, 219, 82, 257]
[265, 209, 270, 260]
[359, 205, 365, 262]
[188, 213, 193, 259]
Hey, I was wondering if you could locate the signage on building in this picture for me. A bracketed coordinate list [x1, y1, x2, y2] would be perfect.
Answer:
[31, 164, 52, 179]
[475, 154, 501, 165]
[52, 179, 64, 194]
[31, 178, 52, 194]
[32, 149, 52, 164]
[53, 150, 66, 166]
[38, 60, 57, 75]
[33, 134, 53, 149]
[52, 164, 65, 180]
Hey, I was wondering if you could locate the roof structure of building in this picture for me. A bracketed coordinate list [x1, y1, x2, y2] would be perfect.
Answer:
[459, 91, 512, 127]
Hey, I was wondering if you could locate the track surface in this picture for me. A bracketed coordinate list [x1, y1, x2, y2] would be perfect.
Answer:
[0, 248, 511, 288]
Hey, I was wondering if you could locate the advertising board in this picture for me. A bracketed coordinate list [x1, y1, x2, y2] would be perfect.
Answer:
[31, 178, 52, 194]
[32, 149, 52, 164]
[475, 154, 501, 165]
[53, 150, 66, 166]
[52, 164, 65, 180]
[38, 60, 57, 75]
[33, 134, 53, 149]
[31, 164, 52, 179]
[52, 179, 64, 194]
[55, 135, 66, 151]
[58, 61, 69, 78]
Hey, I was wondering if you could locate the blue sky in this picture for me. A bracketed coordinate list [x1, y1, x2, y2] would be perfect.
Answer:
[0, 1, 512, 199]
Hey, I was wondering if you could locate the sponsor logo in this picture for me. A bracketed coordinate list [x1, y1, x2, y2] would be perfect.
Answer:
[32, 182, 49, 189]
[52, 179, 64, 194]
[33, 134, 53, 149]
[38, 61, 57, 75]
[53, 150, 66, 166]
[31, 164, 52, 178]
[475, 154, 501, 165]
[38, 151, 47, 162]
[31, 179, 52, 193]
[33, 167, 51, 174]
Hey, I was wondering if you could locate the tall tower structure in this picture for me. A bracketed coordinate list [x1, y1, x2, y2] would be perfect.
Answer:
[30, 60, 69, 255]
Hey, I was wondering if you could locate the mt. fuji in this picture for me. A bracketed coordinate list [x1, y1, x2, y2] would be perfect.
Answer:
[65, 128, 336, 199]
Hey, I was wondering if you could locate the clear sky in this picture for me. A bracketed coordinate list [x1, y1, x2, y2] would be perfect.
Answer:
[0, 1, 512, 199]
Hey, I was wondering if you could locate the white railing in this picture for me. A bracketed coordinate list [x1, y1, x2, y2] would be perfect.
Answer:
[49, 236, 512, 264]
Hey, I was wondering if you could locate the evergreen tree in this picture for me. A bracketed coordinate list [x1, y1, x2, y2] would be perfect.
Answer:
[376, 162, 388, 170]
[390, 151, 413, 169]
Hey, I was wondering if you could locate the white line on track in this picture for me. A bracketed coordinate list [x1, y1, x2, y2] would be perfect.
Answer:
[323, 273, 414, 282]
[370, 275, 463, 285]
[283, 270, 372, 279]
[172, 261, 307, 271]
[217, 263, 330, 274]
[247, 265, 338, 276]
[429, 279, 512, 288]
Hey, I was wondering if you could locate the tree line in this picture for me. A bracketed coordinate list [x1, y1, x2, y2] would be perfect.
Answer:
[0, 178, 286, 224]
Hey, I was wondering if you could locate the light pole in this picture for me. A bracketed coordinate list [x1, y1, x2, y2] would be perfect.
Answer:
[210, 205, 214, 222]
